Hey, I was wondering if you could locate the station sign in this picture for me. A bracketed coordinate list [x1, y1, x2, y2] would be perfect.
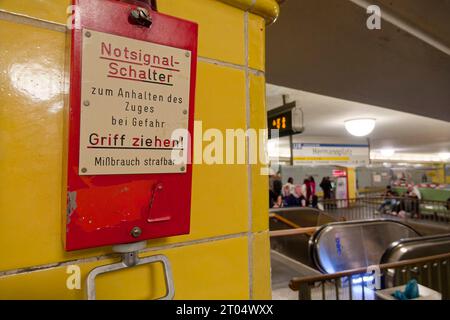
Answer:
[293, 142, 369, 166]
[64, 0, 198, 250]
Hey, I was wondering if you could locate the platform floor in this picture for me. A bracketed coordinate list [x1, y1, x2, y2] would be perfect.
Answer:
[271, 250, 319, 300]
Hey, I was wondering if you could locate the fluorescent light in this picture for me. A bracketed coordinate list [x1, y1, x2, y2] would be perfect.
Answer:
[438, 152, 450, 161]
[380, 149, 395, 157]
[371, 152, 450, 163]
[344, 118, 376, 137]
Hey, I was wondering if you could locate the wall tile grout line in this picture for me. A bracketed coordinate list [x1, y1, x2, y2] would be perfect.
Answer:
[0, 9, 66, 32]
[0, 232, 248, 278]
[0, 10, 265, 76]
[260, 63, 273, 298]
[197, 56, 264, 75]
[243, 11, 254, 300]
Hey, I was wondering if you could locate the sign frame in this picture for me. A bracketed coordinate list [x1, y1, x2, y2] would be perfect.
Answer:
[64, 0, 198, 251]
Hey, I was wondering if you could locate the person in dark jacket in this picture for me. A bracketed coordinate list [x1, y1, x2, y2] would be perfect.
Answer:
[320, 176, 333, 210]
[269, 178, 283, 208]
[320, 177, 332, 199]
[273, 179, 282, 197]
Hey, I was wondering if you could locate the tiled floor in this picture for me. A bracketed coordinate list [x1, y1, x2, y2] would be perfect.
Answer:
[271, 251, 320, 300]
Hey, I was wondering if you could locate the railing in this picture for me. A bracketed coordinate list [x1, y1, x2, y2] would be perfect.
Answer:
[357, 187, 386, 198]
[289, 252, 450, 300]
[321, 197, 450, 224]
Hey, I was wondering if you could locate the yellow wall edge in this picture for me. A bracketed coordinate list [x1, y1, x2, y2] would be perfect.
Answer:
[218, 0, 280, 24]
[347, 167, 357, 199]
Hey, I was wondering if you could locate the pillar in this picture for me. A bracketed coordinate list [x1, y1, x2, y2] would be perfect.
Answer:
[0, 0, 279, 299]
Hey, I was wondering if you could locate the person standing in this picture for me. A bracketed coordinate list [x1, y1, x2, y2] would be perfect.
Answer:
[309, 176, 318, 208]
[284, 177, 295, 195]
[273, 179, 282, 198]
[320, 176, 332, 209]
[309, 176, 316, 197]
[320, 177, 332, 199]
[302, 179, 311, 206]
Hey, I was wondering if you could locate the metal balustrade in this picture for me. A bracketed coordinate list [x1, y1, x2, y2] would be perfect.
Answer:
[289, 252, 450, 300]
[321, 197, 450, 224]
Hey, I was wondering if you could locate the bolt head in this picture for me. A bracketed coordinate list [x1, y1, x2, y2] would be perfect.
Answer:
[137, 7, 149, 18]
[83, 100, 90, 107]
[85, 31, 91, 38]
[183, 109, 187, 115]
[131, 227, 142, 238]
[180, 166, 186, 172]
[185, 51, 190, 57]
[81, 168, 87, 173]
[130, 9, 140, 19]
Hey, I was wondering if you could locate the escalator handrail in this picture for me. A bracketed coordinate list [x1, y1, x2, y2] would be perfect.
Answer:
[308, 219, 421, 273]
[380, 233, 450, 264]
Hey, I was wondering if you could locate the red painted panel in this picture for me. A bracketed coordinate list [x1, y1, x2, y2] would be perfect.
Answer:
[65, 0, 198, 250]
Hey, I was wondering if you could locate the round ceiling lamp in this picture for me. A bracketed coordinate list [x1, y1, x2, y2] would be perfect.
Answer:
[344, 118, 376, 137]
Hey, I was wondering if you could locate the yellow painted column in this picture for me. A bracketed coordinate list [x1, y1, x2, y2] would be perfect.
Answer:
[432, 163, 446, 184]
[347, 167, 357, 199]
[0, 0, 278, 299]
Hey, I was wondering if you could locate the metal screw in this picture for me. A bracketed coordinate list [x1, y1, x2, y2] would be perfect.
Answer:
[182, 109, 187, 115]
[180, 166, 186, 172]
[130, 9, 140, 20]
[83, 100, 90, 107]
[131, 226, 142, 238]
[129, 7, 152, 28]
[138, 7, 149, 19]
[85, 31, 91, 38]
[81, 168, 87, 173]
[185, 51, 190, 57]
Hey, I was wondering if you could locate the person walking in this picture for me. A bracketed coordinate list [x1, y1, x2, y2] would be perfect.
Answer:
[320, 176, 332, 208]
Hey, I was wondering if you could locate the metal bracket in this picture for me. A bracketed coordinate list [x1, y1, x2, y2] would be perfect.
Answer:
[86, 248, 175, 300]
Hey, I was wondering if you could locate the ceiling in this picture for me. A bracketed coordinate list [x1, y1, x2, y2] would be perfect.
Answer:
[266, 0, 450, 122]
[266, 83, 450, 156]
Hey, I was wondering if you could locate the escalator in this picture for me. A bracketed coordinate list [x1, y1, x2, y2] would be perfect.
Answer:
[270, 207, 336, 268]
[380, 233, 450, 298]
[381, 233, 450, 263]
[270, 208, 450, 299]
[308, 219, 420, 274]
[270, 207, 337, 298]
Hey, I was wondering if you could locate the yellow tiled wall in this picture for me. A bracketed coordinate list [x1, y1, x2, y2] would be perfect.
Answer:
[0, 0, 278, 299]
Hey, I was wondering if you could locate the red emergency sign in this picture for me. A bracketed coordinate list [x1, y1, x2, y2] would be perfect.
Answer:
[332, 169, 347, 177]
[65, 0, 198, 250]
